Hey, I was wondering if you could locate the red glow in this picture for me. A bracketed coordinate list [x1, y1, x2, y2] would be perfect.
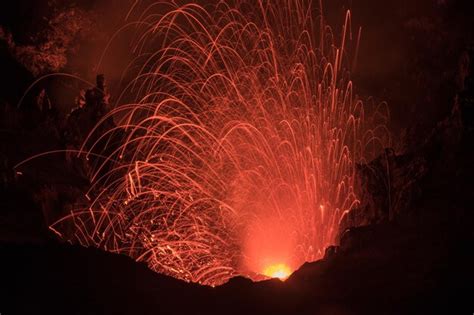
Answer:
[50, 1, 389, 286]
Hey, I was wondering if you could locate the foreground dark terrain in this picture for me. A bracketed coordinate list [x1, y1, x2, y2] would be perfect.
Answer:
[1, 0, 474, 314]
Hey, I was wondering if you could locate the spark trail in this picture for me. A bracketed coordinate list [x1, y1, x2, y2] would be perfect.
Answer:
[51, 0, 389, 285]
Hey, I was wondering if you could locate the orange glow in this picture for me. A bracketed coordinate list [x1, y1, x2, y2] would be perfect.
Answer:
[263, 263, 292, 280]
[47, 0, 390, 286]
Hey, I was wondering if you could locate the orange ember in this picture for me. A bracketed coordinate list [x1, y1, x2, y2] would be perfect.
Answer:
[48, 0, 390, 286]
[263, 263, 292, 280]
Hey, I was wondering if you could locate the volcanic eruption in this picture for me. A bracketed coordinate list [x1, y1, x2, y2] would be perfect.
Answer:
[47, 0, 389, 286]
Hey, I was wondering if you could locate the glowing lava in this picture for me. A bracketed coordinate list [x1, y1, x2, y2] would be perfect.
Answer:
[263, 263, 292, 280]
[48, 0, 389, 286]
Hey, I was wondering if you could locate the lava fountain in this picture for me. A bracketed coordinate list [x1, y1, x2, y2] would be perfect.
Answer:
[51, 0, 389, 285]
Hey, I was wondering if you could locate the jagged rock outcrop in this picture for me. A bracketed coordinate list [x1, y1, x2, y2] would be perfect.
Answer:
[338, 149, 428, 239]
[338, 47, 474, 241]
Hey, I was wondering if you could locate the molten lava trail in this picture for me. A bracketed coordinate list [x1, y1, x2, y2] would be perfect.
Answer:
[51, 0, 389, 286]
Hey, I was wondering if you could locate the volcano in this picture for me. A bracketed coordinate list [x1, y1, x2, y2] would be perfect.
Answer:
[0, 0, 473, 314]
